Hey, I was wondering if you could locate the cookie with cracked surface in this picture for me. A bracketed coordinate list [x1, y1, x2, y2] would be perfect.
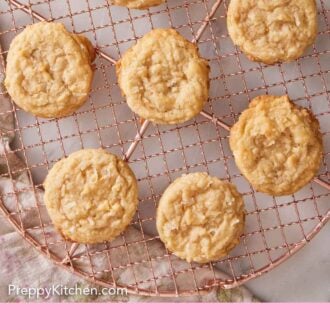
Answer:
[116, 29, 210, 124]
[110, 0, 164, 9]
[229, 95, 323, 196]
[227, 0, 318, 64]
[5, 22, 95, 118]
[156, 173, 245, 263]
[44, 149, 138, 244]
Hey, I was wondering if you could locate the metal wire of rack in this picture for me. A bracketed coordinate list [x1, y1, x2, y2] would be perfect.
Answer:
[0, 0, 329, 297]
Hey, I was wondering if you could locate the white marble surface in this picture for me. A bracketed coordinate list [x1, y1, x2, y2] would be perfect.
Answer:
[245, 222, 330, 302]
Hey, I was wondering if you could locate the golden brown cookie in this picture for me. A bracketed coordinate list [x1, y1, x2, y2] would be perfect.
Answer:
[116, 29, 210, 124]
[44, 149, 138, 244]
[110, 0, 164, 9]
[229, 95, 323, 196]
[5, 22, 95, 118]
[227, 0, 318, 64]
[156, 173, 245, 263]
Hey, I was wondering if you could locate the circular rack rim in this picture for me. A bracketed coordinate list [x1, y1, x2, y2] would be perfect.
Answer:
[0, 0, 329, 297]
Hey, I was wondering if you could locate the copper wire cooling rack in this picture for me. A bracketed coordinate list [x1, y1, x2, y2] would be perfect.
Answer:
[0, 0, 329, 297]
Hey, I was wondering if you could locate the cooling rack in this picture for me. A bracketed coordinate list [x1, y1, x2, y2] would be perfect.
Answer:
[0, 0, 329, 297]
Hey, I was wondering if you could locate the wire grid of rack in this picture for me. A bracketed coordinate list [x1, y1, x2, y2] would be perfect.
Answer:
[0, 0, 329, 297]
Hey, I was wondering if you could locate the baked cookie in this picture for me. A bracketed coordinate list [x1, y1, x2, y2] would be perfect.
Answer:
[227, 0, 318, 64]
[5, 22, 95, 118]
[44, 149, 138, 244]
[110, 0, 164, 9]
[156, 173, 245, 263]
[229, 95, 323, 196]
[116, 29, 210, 124]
